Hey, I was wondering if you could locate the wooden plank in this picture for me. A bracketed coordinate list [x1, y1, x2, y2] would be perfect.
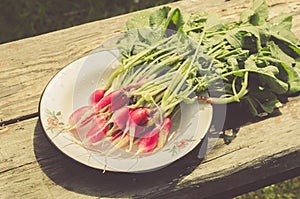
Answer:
[1, 0, 300, 198]
[0, 95, 299, 198]
[1, 0, 300, 122]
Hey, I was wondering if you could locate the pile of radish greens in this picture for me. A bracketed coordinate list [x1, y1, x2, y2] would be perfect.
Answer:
[67, 0, 300, 155]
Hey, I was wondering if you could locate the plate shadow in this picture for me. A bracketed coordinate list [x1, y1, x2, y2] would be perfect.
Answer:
[33, 119, 206, 198]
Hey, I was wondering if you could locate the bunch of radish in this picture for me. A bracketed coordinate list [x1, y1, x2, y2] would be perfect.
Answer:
[66, 35, 205, 154]
[66, 26, 211, 155]
[68, 87, 173, 154]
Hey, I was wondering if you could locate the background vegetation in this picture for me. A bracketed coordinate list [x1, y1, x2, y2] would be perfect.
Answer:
[235, 177, 300, 199]
[1, 0, 299, 198]
[0, 0, 178, 43]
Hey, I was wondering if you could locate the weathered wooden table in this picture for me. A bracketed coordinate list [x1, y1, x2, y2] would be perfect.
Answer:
[1, 0, 300, 198]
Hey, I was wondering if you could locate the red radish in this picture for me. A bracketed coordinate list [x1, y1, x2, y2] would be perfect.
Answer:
[130, 108, 150, 125]
[155, 117, 172, 151]
[105, 106, 130, 137]
[68, 106, 96, 137]
[89, 89, 106, 104]
[68, 106, 88, 126]
[94, 92, 113, 111]
[112, 106, 130, 131]
[112, 107, 150, 132]
[84, 115, 108, 145]
[110, 90, 128, 111]
[136, 128, 160, 154]
[127, 107, 150, 151]
[134, 125, 153, 138]
[94, 89, 128, 112]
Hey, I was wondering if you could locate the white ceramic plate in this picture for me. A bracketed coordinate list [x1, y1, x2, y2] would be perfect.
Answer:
[39, 49, 213, 173]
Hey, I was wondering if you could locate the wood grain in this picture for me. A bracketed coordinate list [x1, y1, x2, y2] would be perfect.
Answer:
[1, 0, 300, 198]
[0, 96, 299, 198]
[1, 0, 299, 122]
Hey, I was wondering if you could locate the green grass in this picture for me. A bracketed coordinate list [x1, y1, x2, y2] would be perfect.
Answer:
[0, 1, 299, 198]
[235, 176, 300, 199]
[0, 0, 179, 43]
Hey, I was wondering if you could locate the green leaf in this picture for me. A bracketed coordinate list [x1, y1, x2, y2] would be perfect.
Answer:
[258, 97, 282, 113]
[282, 62, 300, 94]
[138, 28, 163, 45]
[168, 8, 184, 31]
[241, 31, 260, 53]
[258, 74, 288, 94]
[270, 32, 300, 58]
[244, 56, 288, 94]
[246, 56, 279, 74]
[245, 85, 282, 115]
[244, 96, 259, 116]
[250, 0, 269, 25]
[269, 41, 294, 65]
[238, 26, 270, 51]
[126, 11, 151, 30]
[163, 8, 184, 32]
[270, 13, 292, 31]
[205, 14, 224, 32]
[225, 29, 242, 48]
[125, 7, 176, 45]
[244, 55, 279, 75]
[240, 9, 255, 23]
[252, 88, 282, 113]
[268, 41, 300, 93]
[289, 44, 300, 57]
[149, 7, 171, 28]
[183, 13, 206, 32]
